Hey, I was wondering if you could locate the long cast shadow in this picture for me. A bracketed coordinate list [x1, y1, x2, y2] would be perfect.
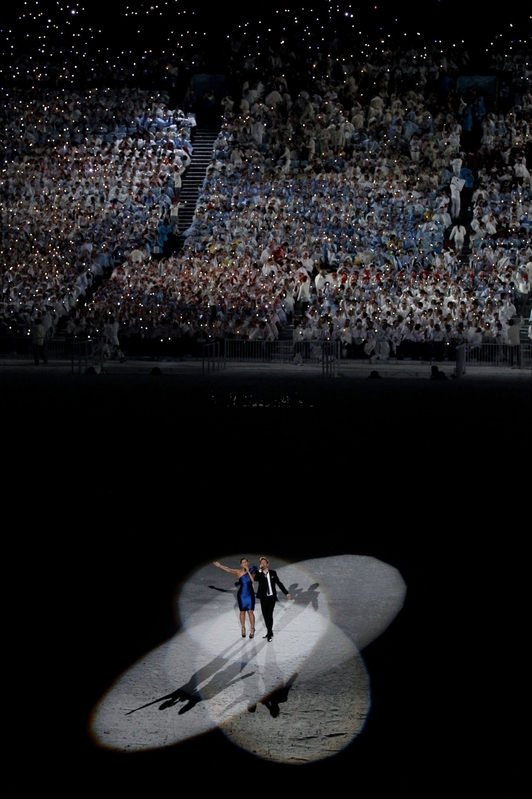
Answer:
[125, 640, 257, 716]
[248, 673, 300, 717]
[126, 582, 321, 718]
[289, 582, 320, 610]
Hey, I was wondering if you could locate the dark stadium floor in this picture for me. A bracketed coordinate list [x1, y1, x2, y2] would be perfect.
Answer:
[4, 364, 528, 792]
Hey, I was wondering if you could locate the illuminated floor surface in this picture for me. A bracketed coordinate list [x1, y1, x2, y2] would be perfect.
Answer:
[90, 556, 405, 764]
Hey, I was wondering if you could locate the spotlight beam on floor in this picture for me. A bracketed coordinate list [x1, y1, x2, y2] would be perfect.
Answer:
[89, 555, 406, 763]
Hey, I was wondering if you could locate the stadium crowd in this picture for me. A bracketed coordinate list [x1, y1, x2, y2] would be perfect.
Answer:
[1, 21, 531, 360]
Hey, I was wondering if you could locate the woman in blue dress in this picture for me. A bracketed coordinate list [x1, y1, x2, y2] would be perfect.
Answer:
[213, 558, 257, 638]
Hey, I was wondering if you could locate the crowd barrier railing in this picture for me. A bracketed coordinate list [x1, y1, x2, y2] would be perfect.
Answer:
[0, 336, 102, 373]
[322, 342, 340, 378]
[201, 339, 342, 375]
[464, 343, 531, 369]
[221, 339, 338, 367]
[3, 336, 529, 373]
[202, 341, 224, 374]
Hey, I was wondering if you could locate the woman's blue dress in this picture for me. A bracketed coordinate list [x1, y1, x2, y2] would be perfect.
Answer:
[237, 572, 255, 611]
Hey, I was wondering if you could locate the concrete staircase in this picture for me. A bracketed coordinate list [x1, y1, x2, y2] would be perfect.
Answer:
[175, 124, 220, 246]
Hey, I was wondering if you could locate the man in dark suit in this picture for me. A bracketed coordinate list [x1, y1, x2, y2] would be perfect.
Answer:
[255, 557, 291, 642]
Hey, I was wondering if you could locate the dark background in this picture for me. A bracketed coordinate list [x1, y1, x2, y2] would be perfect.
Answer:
[5, 369, 528, 790]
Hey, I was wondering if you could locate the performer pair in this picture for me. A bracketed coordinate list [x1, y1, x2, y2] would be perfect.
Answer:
[213, 556, 291, 641]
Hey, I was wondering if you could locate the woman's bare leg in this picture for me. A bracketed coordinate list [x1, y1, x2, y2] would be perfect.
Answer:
[248, 610, 255, 638]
